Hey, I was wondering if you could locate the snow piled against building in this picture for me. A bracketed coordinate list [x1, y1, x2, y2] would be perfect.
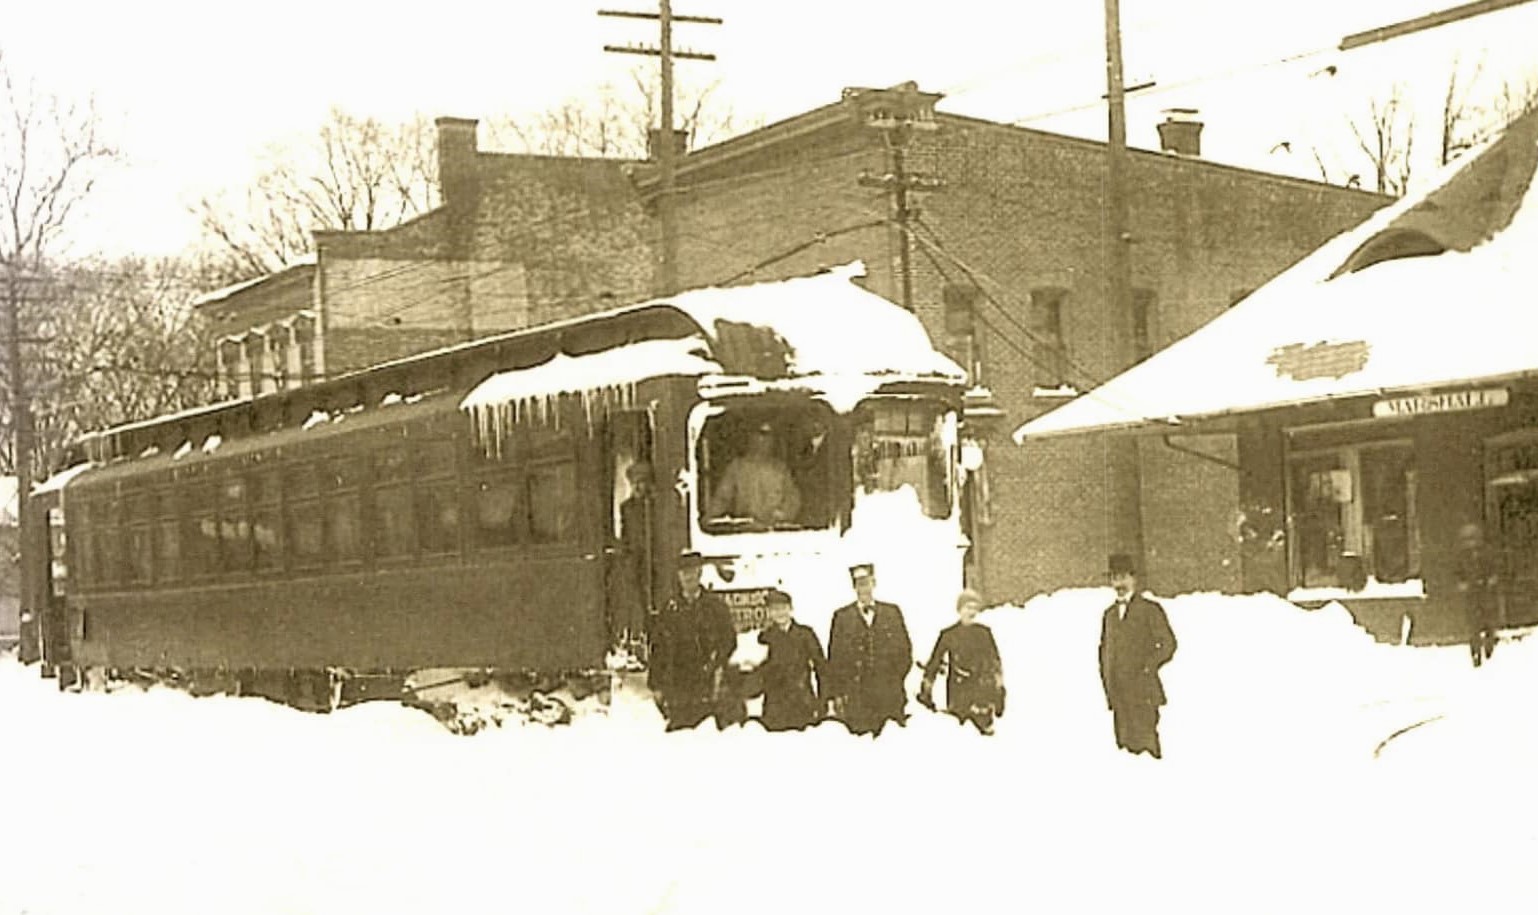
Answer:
[4, 587, 1538, 914]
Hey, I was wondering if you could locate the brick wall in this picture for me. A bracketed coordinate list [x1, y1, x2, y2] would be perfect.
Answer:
[665, 112, 1387, 603]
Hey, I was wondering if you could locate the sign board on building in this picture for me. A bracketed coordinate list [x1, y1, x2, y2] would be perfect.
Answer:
[1372, 387, 1509, 418]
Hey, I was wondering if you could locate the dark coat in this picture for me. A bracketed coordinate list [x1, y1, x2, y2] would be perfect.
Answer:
[757, 621, 825, 731]
[825, 601, 912, 734]
[920, 622, 1004, 716]
[650, 587, 736, 726]
[1454, 543, 1501, 627]
[1099, 593, 1177, 711]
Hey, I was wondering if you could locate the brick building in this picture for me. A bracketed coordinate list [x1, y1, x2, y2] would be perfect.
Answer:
[195, 84, 1387, 601]
[1015, 108, 1538, 643]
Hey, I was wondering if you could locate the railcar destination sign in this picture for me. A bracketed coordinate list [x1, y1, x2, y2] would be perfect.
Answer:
[1371, 387, 1508, 418]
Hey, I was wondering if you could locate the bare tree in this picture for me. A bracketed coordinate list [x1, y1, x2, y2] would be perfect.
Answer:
[488, 69, 757, 157]
[1348, 84, 1415, 196]
[0, 47, 116, 487]
[28, 257, 213, 472]
[1440, 57, 1485, 166]
[195, 107, 439, 280]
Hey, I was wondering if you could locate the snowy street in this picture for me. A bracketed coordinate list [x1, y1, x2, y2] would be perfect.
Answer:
[4, 589, 1537, 915]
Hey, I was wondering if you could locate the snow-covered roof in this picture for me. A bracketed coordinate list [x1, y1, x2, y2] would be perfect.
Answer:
[191, 254, 317, 309]
[1015, 107, 1538, 442]
[664, 262, 965, 383]
[31, 463, 92, 498]
[460, 337, 721, 416]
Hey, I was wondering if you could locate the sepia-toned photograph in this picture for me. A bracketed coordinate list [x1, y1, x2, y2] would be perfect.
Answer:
[2, 2, 1536, 912]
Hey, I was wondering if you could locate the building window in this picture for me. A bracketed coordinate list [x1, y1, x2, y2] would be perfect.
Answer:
[1027, 287, 1068, 386]
[1287, 440, 1418, 589]
[1131, 288, 1156, 361]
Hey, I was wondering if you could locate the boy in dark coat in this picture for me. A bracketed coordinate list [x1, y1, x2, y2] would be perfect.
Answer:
[918, 589, 1005, 735]
[649, 551, 736, 731]
[1099, 554, 1177, 759]
[1454, 522, 1501, 667]
[756, 590, 825, 731]
[825, 563, 913, 736]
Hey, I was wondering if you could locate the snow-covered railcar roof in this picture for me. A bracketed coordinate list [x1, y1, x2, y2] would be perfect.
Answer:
[1015, 107, 1538, 441]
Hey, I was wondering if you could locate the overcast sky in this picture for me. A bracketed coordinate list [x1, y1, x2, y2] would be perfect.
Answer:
[7, 0, 1537, 258]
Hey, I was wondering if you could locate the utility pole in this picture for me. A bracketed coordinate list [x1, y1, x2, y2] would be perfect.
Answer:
[1101, 0, 1145, 567]
[600, 3, 720, 297]
[851, 83, 943, 312]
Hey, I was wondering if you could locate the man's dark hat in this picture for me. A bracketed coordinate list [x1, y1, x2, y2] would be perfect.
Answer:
[849, 563, 875, 582]
[765, 588, 792, 607]
[678, 550, 705, 567]
[1107, 553, 1138, 576]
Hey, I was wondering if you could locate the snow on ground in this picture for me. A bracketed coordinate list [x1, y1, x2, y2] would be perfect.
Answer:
[3, 589, 1537, 915]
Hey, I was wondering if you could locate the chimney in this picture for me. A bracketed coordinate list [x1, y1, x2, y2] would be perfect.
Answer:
[435, 116, 481, 205]
[647, 127, 690, 160]
[1156, 108, 1203, 157]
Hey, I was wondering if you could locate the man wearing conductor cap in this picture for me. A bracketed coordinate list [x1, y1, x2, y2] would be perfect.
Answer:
[1099, 553, 1177, 758]
[825, 562, 913, 736]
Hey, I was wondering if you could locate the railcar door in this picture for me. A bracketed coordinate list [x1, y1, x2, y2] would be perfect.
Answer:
[603, 408, 656, 662]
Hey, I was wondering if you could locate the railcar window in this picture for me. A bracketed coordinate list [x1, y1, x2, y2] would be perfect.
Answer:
[219, 476, 253, 574]
[283, 463, 325, 569]
[852, 402, 953, 520]
[186, 479, 220, 581]
[73, 501, 96, 589]
[251, 468, 281, 572]
[698, 405, 837, 533]
[416, 438, 460, 556]
[154, 482, 181, 584]
[374, 449, 416, 559]
[99, 496, 126, 586]
[127, 490, 154, 585]
[527, 461, 577, 543]
[324, 456, 365, 565]
[470, 473, 520, 548]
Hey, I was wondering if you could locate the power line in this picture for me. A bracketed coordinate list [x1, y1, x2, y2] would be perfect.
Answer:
[710, 218, 889, 287]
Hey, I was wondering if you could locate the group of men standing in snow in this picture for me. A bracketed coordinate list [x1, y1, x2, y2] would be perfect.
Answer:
[647, 549, 1178, 756]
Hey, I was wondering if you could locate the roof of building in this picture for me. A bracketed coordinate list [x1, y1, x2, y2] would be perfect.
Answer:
[1014, 106, 1538, 442]
[191, 255, 316, 310]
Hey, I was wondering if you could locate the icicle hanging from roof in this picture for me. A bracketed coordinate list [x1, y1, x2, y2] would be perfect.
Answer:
[459, 337, 720, 453]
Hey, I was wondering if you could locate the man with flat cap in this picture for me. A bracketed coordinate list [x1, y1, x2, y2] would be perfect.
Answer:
[649, 550, 736, 731]
[1099, 553, 1178, 758]
[825, 563, 913, 736]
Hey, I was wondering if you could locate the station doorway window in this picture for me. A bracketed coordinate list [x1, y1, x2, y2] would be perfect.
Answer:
[1286, 439, 1418, 589]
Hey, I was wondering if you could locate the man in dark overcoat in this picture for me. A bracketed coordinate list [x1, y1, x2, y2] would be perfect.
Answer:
[649, 551, 736, 731]
[756, 590, 825, 731]
[1099, 554, 1177, 758]
[825, 563, 913, 736]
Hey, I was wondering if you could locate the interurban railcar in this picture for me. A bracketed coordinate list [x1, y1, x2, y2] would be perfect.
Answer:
[28, 265, 972, 708]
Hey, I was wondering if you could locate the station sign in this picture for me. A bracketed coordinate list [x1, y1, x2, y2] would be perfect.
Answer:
[1371, 387, 1508, 419]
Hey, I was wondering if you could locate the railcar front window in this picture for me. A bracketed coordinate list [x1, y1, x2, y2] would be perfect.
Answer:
[698, 405, 836, 533]
[853, 402, 952, 519]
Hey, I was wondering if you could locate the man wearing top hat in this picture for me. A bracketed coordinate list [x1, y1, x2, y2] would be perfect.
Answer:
[649, 550, 737, 731]
[1099, 553, 1178, 758]
[825, 562, 913, 736]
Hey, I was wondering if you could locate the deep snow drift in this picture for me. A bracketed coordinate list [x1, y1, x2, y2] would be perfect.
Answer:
[3, 588, 1537, 915]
